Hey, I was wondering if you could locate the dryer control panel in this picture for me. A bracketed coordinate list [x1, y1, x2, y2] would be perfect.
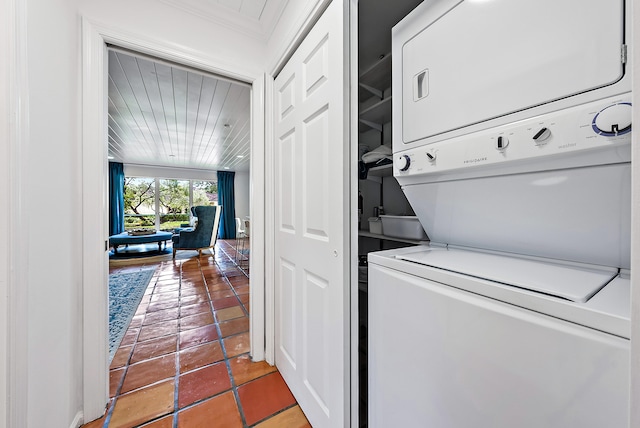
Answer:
[394, 95, 632, 180]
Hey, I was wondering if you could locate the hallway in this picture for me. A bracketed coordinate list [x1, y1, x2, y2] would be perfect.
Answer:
[83, 240, 310, 428]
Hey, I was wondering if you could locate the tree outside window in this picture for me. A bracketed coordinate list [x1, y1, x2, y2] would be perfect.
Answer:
[123, 177, 155, 230]
[159, 179, 190, 230]
[193, 180, 218, 206]
[123, 176, 218, 232]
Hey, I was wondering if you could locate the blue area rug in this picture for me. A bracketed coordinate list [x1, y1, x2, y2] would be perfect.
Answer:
[109, 268, 156, 362]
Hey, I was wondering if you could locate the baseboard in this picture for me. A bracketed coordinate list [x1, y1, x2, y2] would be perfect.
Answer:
[70, 411, 83, 428]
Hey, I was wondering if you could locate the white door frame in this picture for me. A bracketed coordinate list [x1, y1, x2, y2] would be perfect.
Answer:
[81, 19, 267, 422]
[630, 2, 640, 425]
[2, 0, 29, 426]
[348, 2, 359, 427]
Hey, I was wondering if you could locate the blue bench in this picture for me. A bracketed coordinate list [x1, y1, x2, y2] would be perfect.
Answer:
[109, 231, 173, 254]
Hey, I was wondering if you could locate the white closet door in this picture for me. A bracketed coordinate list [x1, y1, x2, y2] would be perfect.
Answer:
[273, 1, 349, 426]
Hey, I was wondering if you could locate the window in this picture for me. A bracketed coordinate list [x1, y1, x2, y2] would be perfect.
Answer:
[123, 177, 156, 231]
[193, 180, 218, 205]
[123, 176, 217, 231]
[159, 179, 190, 231]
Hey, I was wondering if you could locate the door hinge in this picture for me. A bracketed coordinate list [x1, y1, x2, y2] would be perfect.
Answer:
[621, 44, 627, 64]
[105, 240, 108, 251]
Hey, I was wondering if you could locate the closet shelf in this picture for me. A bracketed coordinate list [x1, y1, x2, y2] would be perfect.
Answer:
[359, 54, 392, 95]
[359, 97, 392, 132]
[358, 164, 392, 183]
[368, 164, 393, 177]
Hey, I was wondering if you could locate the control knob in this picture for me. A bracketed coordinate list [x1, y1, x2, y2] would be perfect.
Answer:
[533, 127, 551, 142]
[426, 151, 437, 162]
[397, 155, 411, 171]
[496, 136, 509, 150]
[592, 102, 632, 136]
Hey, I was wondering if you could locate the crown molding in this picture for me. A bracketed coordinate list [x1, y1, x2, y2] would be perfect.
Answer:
[159, 0, 288, 41]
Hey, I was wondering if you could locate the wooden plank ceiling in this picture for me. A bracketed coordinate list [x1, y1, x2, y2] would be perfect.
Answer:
[107, 49, 251, 172]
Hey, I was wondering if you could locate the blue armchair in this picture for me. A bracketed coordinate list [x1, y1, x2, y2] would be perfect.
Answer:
[172, 205, 222, 258]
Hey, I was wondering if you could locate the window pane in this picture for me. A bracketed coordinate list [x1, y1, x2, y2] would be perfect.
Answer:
[159, 179, 190, 231]
[193, 180, 218, 206]
[123, 177, 156, 231]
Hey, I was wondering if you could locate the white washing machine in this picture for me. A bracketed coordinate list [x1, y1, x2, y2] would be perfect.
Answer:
[368, 246, 630, 427]
[368, 0, 632, 426]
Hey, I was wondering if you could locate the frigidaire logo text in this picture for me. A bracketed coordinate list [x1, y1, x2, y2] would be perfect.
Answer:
[463, 157, 487, 164]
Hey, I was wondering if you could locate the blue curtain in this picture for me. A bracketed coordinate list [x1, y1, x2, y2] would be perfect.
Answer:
[109, 162, 125, 236]
[217, 170, 236, 239]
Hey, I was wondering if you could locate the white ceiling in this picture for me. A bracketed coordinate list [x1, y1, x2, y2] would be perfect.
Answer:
[214, 0, 268, 19]
[107, 0, 425, 173]
[108, 49, 251, 172]
[107, 0, 290, 173]
[159, 0, 288, 39]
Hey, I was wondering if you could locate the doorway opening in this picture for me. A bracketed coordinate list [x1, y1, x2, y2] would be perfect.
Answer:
[105, 44, 253, 332]
[81, 23, 267, 422]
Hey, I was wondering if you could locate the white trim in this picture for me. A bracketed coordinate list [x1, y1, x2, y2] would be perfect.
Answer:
[267, 0, 332, 77]
[158, 0, 289, 42]
[0, 0, 10, 424]
[264, 73, 275, 364]
[81, 18, 266, 420]
[4, 0, 29, 425]
[348, 1, 359, 426]
[339, 2, 354, 424]
[249, 74, 266, 362]
[630, 0, 640, 424]
[158, 0, 264, 39]
[107, 45, 252, 88]
[70, 411, 83, 428]
[123, 164, 219, 181]
[85, 19, 258, 84]
[82, 19, 110, 421]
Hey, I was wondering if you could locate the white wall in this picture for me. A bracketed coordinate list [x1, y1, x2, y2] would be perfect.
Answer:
[10, 0, 266, 426]
[234, 171, 250, 221]
[80, 0, 266, 81]
[23, 0, 83, 426]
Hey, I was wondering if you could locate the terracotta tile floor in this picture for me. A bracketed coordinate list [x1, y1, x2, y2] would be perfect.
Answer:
[83, 240, 311, 428]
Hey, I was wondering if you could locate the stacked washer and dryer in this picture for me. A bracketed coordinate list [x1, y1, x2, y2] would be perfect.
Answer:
[368, 0, 632, 427]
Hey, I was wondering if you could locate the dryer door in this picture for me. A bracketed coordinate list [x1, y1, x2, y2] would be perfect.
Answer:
[397, 0, 625, 144]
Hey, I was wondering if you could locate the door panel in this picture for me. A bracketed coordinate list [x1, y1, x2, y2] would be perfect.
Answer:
[303, 270, 330, 412]
[279, 259, 297, 367]
[274, 1, 348, 426]
[278, 130, 296, 232]
[303, 106, 330, 240]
